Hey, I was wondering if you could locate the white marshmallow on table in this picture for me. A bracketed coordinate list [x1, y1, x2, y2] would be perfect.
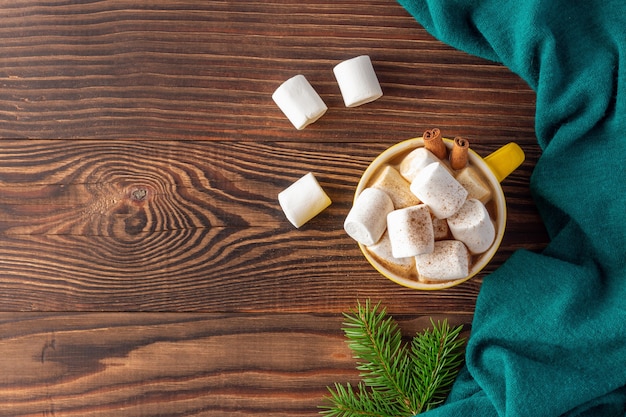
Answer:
[278, 172, 332, 228]
[447, 198, 496, 254]
[399, 147, 441, 183]
[410, 162, 468, 219]
[272, 74, 328, 130]
[415, 240, 470, 282]
[333, 55, 383, 107]
[386, 204, 434, 258]
[370, 165, 421, 209]
[455, 166, 492, 203]
[344, 187, 394, 246]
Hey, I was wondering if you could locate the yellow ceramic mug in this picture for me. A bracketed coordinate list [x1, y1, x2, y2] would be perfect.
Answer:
[354, 137, 525, 290]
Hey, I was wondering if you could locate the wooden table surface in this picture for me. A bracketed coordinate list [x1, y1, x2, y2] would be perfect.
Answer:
[0, 1, 548, 415]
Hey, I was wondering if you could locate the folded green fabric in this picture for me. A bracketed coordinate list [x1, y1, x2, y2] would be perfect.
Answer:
[396, 1, 626, 416]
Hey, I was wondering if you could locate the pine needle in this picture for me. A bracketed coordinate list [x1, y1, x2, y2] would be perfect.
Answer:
[320, 300, 466, 417]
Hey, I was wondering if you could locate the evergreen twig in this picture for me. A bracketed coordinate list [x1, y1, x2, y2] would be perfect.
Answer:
[320, 300, 466, 417]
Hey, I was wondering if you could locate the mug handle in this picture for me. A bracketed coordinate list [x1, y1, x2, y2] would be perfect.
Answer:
[483, 142, 525, 182]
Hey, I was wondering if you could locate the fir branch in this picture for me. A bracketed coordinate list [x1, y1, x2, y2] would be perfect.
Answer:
[342, 300, 415, 413]
[321, 382, 405, 417]
[320, 300, 466, 417]
[410, 319, 466, 413]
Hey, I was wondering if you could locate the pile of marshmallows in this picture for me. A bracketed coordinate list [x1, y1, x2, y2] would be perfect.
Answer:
[346, 129, 496, 283]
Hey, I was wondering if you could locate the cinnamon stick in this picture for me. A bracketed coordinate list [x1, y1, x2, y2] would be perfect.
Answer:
[450, 136, 470, 170]
[423, 128, 447, 160]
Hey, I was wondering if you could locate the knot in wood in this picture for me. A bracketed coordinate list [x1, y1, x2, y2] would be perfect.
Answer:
[130, 187, 148, 202]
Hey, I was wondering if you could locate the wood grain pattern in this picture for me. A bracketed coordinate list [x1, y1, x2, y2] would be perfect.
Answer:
[0, 312, 473, 416]
[1, 0, 536, 142]
[0, 1, 548, 415]
[0, 139, 545, 312]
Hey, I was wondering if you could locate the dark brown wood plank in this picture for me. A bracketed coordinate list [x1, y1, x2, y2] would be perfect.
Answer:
[0, 0, 536, 141]
[0, 140, 547, 312]
[0, 311, 472, 417]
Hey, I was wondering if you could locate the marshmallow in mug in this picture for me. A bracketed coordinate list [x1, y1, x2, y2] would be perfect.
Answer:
[278, 172, 332, 228]
[432, 217, 451, 240]
[370, 165, 421, 209]
[333, 55, 383, 107]
[399, 147, 440, 183]
[455, 166, 493, 204]
[415, 240, 470, 281]
[386, 204, 434, 258]
[410, 162, 468, 219]
[272, 75, 328, 130]
[344, 187, 394, 246]
[367, 230, 415, 276]
[447, 198, 495, 254]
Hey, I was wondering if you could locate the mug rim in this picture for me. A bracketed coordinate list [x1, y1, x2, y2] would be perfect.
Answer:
[354, 137, 507, 290]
